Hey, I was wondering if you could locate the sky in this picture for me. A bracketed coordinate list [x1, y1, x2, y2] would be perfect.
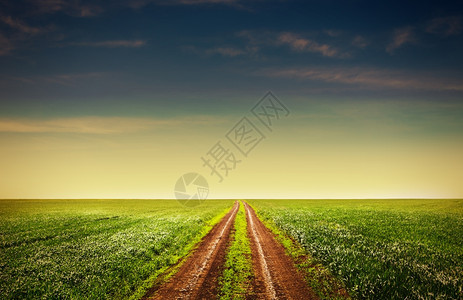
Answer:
[1, 0, 463, 199]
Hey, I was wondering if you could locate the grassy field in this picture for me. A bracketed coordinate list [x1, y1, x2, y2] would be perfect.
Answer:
[0, 199, 234, 299]
[249, 199, 463, 299]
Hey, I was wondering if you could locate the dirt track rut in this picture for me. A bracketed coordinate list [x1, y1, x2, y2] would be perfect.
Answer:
[244, 202, 316, 300]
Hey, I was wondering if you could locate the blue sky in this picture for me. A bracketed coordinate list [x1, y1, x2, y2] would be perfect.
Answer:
[1, 0, 463, 117]
[1, 0, 463, 198]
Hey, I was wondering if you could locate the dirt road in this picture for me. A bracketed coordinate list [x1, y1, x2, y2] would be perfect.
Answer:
[144, 201, 316, 299]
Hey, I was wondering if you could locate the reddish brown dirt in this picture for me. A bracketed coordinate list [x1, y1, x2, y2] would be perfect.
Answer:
[243, 202, 317, 300]
[143, 201, 239, 300]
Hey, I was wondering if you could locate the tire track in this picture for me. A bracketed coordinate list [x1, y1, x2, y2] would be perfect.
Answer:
[245, 201, 277, 299]
[243, 201, 316, 300]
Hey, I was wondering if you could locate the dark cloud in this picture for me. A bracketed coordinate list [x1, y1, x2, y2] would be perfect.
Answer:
[426, 16, 462, 37]
[235, 30, 351, 59]
[30, 0, 104, 17]
[261, 66, 463, 92]
[71, 40, 147, 48]
[386, 26, 416, 54]
[0, 33, 14, 55]
[351, 35, 369, 49]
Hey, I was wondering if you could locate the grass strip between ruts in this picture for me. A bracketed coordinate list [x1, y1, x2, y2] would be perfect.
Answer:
[218, 201, 253, 300]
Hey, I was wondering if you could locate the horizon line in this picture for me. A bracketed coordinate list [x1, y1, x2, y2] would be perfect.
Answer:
[1, 198, 461, 200]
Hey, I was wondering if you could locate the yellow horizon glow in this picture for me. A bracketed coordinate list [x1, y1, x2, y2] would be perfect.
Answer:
[1, 107, 462, 199]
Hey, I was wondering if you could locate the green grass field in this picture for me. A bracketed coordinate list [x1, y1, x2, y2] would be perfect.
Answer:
[249, 199, 463, 299]
[2, 199, 462, 299]
[0, 199, 234, 299]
